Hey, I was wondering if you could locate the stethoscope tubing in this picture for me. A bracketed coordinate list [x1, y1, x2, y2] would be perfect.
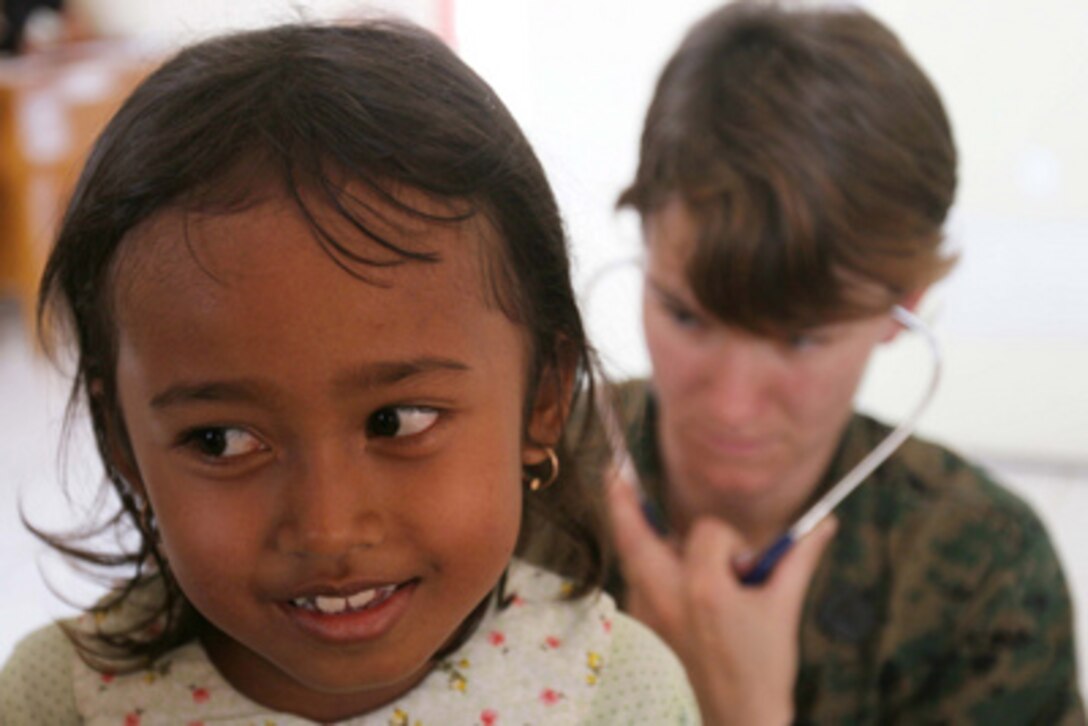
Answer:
[740, 305, 942, 584]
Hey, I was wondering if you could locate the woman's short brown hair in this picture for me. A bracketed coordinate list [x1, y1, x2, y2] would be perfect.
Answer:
[619, 1, 957, 332]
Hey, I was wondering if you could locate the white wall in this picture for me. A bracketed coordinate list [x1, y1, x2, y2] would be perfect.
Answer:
[852, 0, 1088, 466]
[72, 0, 447, 46]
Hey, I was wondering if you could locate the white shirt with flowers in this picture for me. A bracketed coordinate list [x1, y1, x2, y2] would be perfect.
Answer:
[0, 559, 699, 725]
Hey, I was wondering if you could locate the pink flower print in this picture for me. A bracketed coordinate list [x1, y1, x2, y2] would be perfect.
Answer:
[511, 595, 526, 607]
[124, 713, 141, 726]
[488, 630, 506, 647]
[544, 635, 561, 649]
[191, 686, 211, 703]
[480, 709, 499, 725]
[601, 618, 613, 634]
[540, 688, 563, 705]
[100, 672, 115, 685]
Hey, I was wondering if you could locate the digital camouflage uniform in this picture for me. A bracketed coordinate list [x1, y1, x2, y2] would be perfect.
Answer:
[605, 380, 1084, 725]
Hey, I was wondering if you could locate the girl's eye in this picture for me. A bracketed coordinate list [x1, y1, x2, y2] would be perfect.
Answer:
[182, 427, 265, 460]
[366, 406, 439, 439]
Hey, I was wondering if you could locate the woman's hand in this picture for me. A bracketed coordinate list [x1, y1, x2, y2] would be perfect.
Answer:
[607, 477, 837, 726]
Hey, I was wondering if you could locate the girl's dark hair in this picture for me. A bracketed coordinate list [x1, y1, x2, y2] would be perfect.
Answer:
[619, 1, 958, 332]
[36, 20, 603, 670]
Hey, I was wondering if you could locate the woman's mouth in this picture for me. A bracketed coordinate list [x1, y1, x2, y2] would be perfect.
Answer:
[693, 430, 773, 457]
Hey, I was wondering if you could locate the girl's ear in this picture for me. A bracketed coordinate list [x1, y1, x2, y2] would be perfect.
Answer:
[523, 339, 578, 466]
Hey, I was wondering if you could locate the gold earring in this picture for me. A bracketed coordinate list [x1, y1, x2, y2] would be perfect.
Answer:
[525, 447, 560, 492]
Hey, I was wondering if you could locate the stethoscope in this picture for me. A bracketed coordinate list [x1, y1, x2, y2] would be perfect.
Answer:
[584, 258, 943, 586]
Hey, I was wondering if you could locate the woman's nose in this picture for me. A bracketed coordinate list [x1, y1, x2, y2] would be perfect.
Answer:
[274, 442, 386, 558]
[700, 338, 771, 427]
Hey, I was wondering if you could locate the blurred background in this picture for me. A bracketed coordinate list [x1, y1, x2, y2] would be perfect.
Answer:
[2, 0, 1085, 694]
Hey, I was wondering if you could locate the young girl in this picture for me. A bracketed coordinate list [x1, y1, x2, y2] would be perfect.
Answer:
[0, 21, 697, 724]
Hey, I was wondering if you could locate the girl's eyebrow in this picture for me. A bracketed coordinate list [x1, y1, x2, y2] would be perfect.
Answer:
[150, 380, 270, 410]
[331, 357, 470, 395]
[149, 357, 471, 410]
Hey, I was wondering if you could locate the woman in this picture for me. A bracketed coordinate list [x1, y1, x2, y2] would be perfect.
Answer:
[604, 3, 1082, 723]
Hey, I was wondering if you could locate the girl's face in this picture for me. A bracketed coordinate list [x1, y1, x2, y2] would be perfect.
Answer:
[642, 199, 898, 531]
[111, 186, 551, 720]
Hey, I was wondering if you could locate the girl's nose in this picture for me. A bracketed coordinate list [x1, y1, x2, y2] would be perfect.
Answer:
[274, 443, 386, 558]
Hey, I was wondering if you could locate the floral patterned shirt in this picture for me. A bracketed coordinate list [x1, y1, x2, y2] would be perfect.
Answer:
[1, 559, 699, 724]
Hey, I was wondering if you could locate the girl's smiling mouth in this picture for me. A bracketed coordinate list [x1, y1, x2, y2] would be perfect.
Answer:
[280, 579, 420, 645]
[291, 583, 400, 614]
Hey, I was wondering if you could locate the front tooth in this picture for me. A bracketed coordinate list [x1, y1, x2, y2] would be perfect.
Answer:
[347, 589, 377, 609]
[314, 595, 348, 614]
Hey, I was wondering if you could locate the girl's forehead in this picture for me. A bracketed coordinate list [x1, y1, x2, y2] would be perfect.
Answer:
[109, 185, 530, 392]
[111, 183, 498, 313]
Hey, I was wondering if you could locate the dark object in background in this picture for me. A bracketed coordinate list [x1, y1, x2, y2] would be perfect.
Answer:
[1, 0, 65, 53]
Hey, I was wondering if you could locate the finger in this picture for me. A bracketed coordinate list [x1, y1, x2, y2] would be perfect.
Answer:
[606, 479, 683, 612]
[682, 516, 748, 606]
[677, 519, 755, 678]
[766, 515, 838, 606]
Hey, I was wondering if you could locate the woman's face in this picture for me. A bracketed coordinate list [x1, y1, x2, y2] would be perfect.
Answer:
[642, 199, 899, 526]
[110, 185, 554, 721]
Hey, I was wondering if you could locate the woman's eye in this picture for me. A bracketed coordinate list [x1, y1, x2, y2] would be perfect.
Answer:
[664, 300, 704, 329]
[784, 331, 826, 351]
[366, 406, 439, 439]
[182, 427, 265, 459]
